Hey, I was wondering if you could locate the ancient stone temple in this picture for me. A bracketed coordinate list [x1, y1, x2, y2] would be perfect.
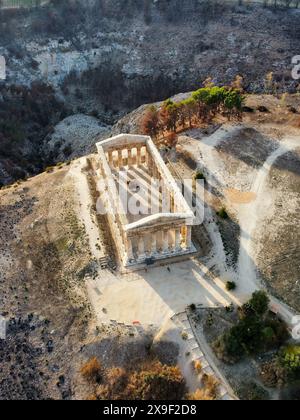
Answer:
[96, 134, 196, 268]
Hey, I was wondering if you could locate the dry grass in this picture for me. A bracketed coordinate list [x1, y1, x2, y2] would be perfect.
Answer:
[188, 374, 219, 401]
[80, 357, 102, 383]
[188, 388, 215, 401]
[193, 360, 203, 374]
[82, 359, 186, 400]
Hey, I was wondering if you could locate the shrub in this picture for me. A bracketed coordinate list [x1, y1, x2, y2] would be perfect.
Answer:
[262, 326, 276, 345]
[232, 318, 265, 354]
[246, 291, 270, 317]
[226, 281, 237, 291]
[194, 171, 206, 181]
[80, 357, 102, 383]
[260, 359, 288, 388]
[86, 360, 186, 400]
[126, 362, 186, 400]
[187, 375, 219, 401]
[181, 332, 188, 340]
[264, 318, 289, 345]
[280, 346, 300, 374]
[225, 304, 234, 313]
[188, 388, 214, 401]
[193, 360, 203, 374]
[213, 291, 283, 364]
[217, 207, 229, 219]
[202, 374, 219, 399]
[213, 329, 245, 364]
[100, 367, 128, 399]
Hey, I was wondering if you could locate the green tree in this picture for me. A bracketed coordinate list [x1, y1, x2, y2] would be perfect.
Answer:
[223, 89, 244, 120]
[181, 97, 197, 128]
[248, 291, 270, 317]
[160, 99, 180, 133]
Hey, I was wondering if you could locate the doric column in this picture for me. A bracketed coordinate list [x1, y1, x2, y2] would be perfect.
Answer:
[186, 226, 192, 249]
[132, 148, 137, 166]
[138, 237, 145, 257]
[144, 148, 149, 167]
[167, 230, 175, 253]
[118, 150, 123, 168]
[140, 147, 145, 164]
[122, 149, 127, 167]
[126, 237, 134, 261]
[151, 164, 156, 180]
[181, 226, 187, 248]
[127, 149, 133, 167]
[108, 151, 114, 166]
[151, 233, 157, 254]
[175, 229, 181, 251]
[136, 146, 142, 166]
[170, 193, 175, 213]
[162, 230, 169, 253]
[148, 154, 153, 172]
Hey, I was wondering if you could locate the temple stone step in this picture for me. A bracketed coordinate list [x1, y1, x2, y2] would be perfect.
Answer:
[218, 385, 228, 398]
[203, 366, 214, 375]
[181, 319, 191, 328]
[221, 394, 232, 401]
[190, 347, 204, 359]
[186, 336, 197, 346]
[172, 312, 188, 324]
[194, 357, 209, 370]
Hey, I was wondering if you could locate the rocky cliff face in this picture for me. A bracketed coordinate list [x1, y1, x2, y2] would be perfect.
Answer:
[2, 1, 300, 111]
[1, 0, 300, 185]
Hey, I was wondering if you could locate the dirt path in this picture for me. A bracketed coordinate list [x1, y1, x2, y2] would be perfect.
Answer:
[69, 158, 104, 262]
[237, 137, 299, 327]
[179, 129, 298, 327]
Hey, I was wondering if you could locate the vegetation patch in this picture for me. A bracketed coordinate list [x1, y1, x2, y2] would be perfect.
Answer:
[226, 281, 237, 291]
[280, 346, 300, 377]
[194, 171, 206, 181]
[213, 292, 288, 364]
[238, 381, 270, 401]
[217, 207, 229, 219]
[141, 80, 244, 139]
[81, 358, 186, 401]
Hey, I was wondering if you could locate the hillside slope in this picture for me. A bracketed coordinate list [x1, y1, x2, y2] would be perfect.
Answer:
[0, 165, 93, 399]
[1, 1, 300, 185]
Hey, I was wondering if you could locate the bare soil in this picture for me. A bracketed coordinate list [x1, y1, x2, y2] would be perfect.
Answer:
[0, 163, 184, 400]
[0, 166, 94, 399]
[256, 149, 300, 312]
[175, 95, 300, 313]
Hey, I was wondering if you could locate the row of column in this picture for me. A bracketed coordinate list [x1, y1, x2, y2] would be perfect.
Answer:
[107, 146, 149, 169]
[126, 226, 192, 263]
